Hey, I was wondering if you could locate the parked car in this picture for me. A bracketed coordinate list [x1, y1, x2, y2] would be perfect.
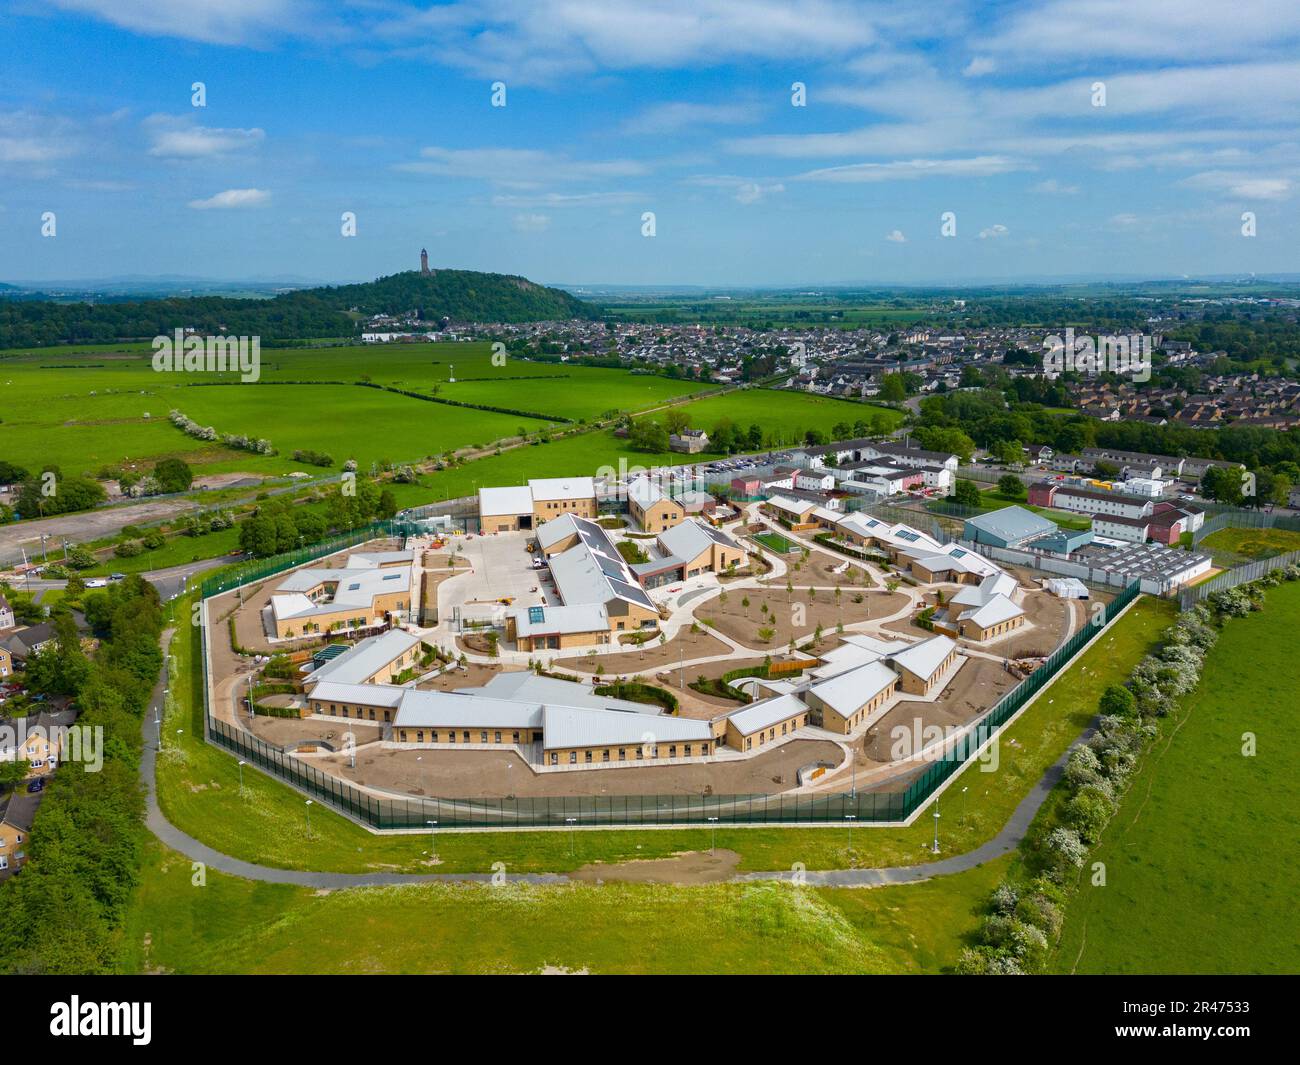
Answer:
[26, 777, 45, 793]
[85, 578, 108, 588]
[110, 572, 126, 581]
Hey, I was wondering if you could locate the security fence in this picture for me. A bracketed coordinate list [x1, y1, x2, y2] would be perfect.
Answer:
[1177, 548, 1300, 609]
[1190, 508, 1300, 546]
[199, 519, 428, 597]
[200, 524, 1142, 828]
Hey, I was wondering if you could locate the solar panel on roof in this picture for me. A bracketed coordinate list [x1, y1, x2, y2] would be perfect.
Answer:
[528, 606, 545, 624]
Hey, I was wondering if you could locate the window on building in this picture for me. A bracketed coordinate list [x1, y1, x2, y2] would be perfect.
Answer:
[569, 751, 577, 764]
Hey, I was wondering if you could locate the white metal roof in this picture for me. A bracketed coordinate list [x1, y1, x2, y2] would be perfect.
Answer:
[508, 602, 609, 636]
[271, 564, 413, 622]
[724, 692, 808, 736]
[541, 703, 711, 750]
[308, 680, 406, 708]
[395, 689, 543, 730]
[304, 629, 420, 687]
[808, 660, 898, 715]
[464, 672, 658, 714]
[959, 594, 1024, 628]
[479, 484, 534, 516]
[528, 476, 596, 501]
[536, 512, 581, 549]
[889, 634, 956, 681]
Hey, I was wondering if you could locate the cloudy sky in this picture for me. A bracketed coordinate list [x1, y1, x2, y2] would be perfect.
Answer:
[1, 0, 1297, 286]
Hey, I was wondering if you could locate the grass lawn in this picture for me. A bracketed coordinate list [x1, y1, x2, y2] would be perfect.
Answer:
[0, 342, 709, 482]
[1199, 525, 1300, 564]
[663, 388, 904, 446]
[157, 592, 1172, 876]
[121, 838, 1009, 974]
[1051, 580, 1300, 974]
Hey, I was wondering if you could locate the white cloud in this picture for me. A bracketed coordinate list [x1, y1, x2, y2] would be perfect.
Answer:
[962, 56, 996, 77]
[398, 146, 646, 186]
[146, 117, 265, 158]
[0, 111, 83, 169]
[187, 188, 270, 209]
[490, 191, 640, 208]
[378, 0, 883, 83]
[1181, 171, 1293, 201]
[797, 156, 1025, 182]
[978, 223, 1008, 239]
[687, 175, 785, 204]
[982, 0, 1300, 64]
[512, 212, 551, 232]
[622, 101, 761, 136]
[48, 0, 320, 47]
[1032, 178, 1079, 194]
[885, 229, 906, 242]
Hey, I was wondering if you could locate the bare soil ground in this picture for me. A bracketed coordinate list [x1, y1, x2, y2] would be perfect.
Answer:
[555, 627, 730, 676]
[416, 662, 504, 691]
[570, 850, 741, 885]
[858, 657, 1018, 766]
[697, 587, 910, 650]
[764, 547, 878, 588]
[246, 716, 382, 748]
[322, 738, 845, 798]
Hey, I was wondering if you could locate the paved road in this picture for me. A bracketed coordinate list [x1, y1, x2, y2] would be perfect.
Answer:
[138, 627, 1093, 889]
[15, 555, 231, 603]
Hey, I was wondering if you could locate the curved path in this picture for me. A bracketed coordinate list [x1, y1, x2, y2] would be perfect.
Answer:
[143, 629, 1095, 890]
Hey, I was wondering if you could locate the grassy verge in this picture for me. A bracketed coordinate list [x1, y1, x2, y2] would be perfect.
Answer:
[121, 838, 1008, 974]
[1051, 581, 1300, 974]
[156, 590, 1172, 875]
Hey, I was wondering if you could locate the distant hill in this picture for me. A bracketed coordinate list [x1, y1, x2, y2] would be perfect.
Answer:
[0, 268, 597, 348]
[307, 270, 593, 322]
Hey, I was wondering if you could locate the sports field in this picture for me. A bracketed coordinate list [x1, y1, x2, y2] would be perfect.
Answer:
[1052, 580, 1300, 974]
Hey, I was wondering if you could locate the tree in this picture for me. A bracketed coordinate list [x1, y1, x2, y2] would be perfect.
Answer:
[1098, 684, 1137, 718]
[153, 457, 193, 494]
[0, 760, 28, 792]
[664, 409, 690, 436]
[996, 474, 1027, 501]
[878, 372, 907, 402]
[953, 479, 982, 507]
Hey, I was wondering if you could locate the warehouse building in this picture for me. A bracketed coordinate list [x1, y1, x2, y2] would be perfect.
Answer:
[962, 506, 1058, 549]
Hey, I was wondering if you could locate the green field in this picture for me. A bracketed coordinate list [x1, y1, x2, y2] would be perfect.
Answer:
[0, 342, 712, 482]
[1199, 525, 1300, 566]
[157, 592, 1171, 876]
[662, 388, 904, 443]
[122, 838, 1009, 974]
[754, 530, 798, 553]
[1052, 580, 1300, 974]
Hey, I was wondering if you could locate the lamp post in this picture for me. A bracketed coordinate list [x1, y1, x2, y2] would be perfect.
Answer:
[932, 797, 941, 855]
[238, 760, 246, 792]
[845, 812, 857, 851]
[305, 799, 314, 837]
[427, 819, 438, 858]
[506, 761, 513, 801]
[565, 816, 577, 856]
[707, 816, 719, 854]
[155, 711, 163, 751]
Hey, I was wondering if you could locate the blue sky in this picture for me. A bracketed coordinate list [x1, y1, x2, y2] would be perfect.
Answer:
[1, 0, 1298, 286]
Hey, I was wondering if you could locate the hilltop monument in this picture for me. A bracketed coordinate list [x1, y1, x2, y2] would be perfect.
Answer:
[420, 247, 431, 275]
